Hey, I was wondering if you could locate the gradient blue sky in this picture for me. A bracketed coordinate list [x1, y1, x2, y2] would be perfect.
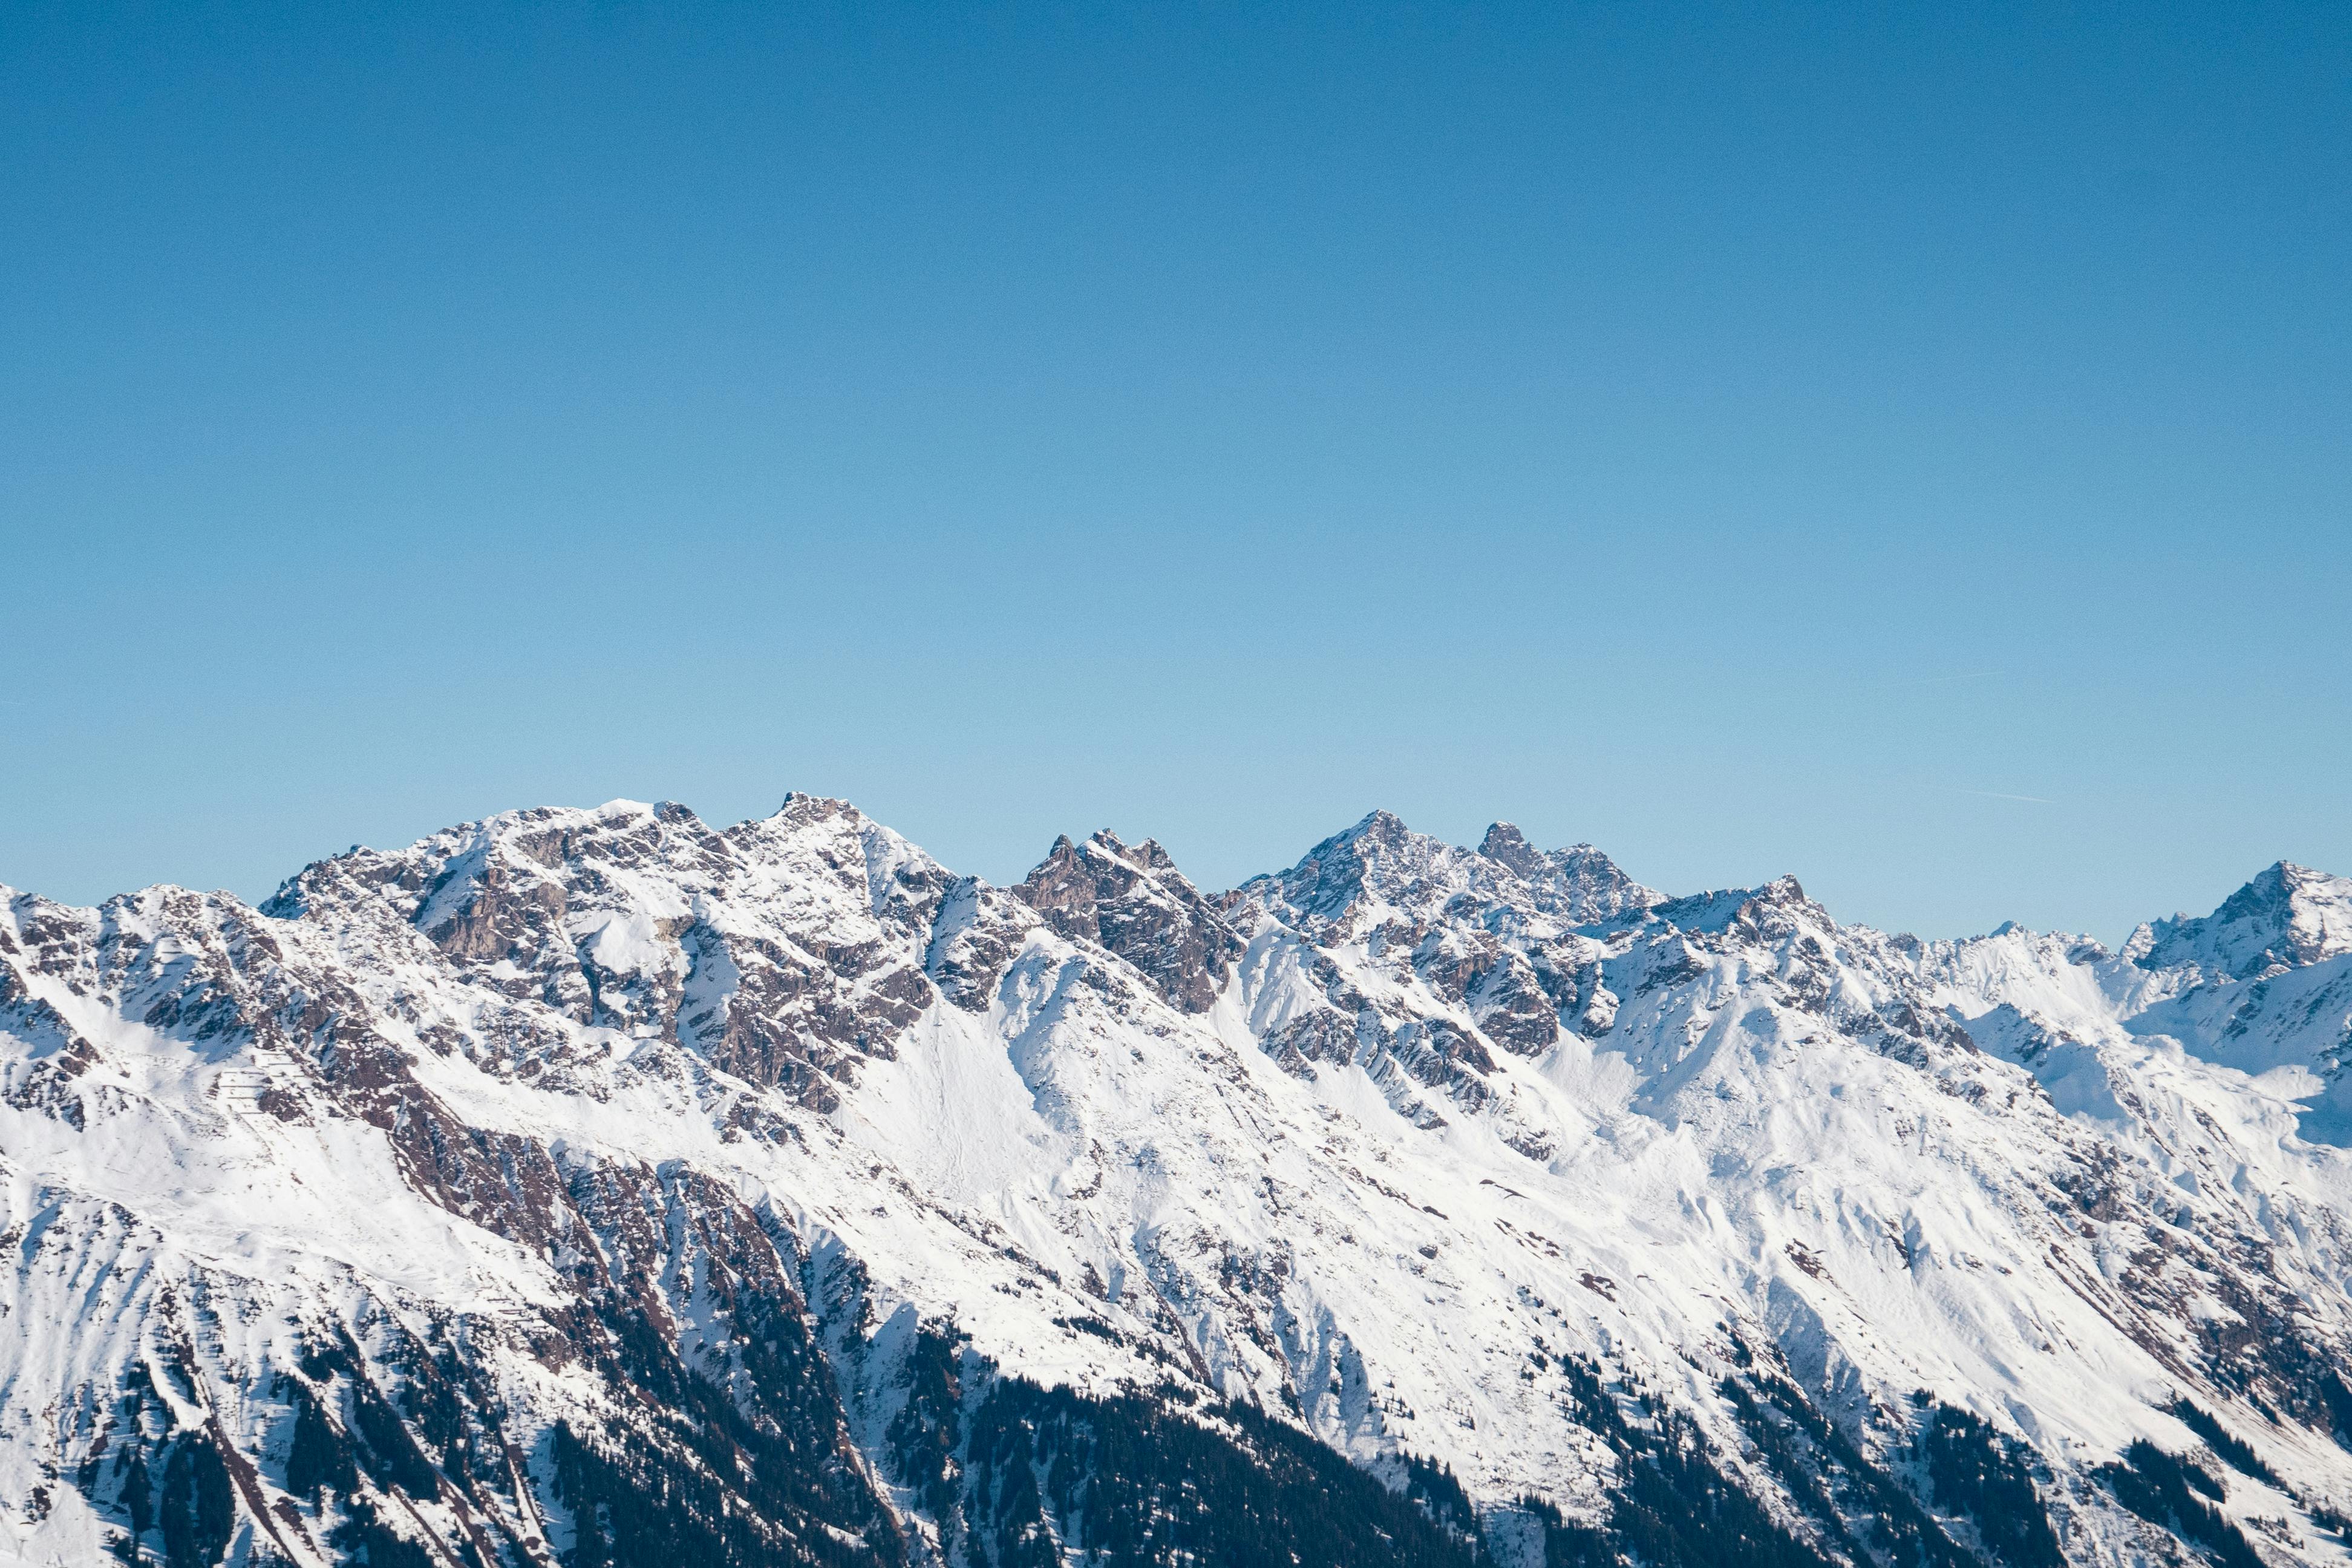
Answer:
[4, 2, 2347, 941]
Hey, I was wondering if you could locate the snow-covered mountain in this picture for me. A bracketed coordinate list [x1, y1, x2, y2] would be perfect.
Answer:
[2125, 863, 2352, 982]
[7, 797, 2352, 1568]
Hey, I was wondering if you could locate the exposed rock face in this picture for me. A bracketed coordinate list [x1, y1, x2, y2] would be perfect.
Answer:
[263, 794, 978, 1107]
[1013, 831, 1243, 1013]
[8, 799, 2352, 1568]
[1476, 822, 1662, 923]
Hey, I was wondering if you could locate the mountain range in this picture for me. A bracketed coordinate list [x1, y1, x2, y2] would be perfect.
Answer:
[6, 796, 2352, 1568]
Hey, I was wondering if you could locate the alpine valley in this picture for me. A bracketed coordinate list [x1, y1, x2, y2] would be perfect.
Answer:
[8, 797, 2352, 1568]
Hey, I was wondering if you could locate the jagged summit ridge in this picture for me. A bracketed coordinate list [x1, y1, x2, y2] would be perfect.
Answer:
[1011, 828, 1241, 1013]
[1229, 808, 1660, 938]
[1475, 821, 1663, 923]
[2126, 859, 2352, 980]
[7, 797, 2352, 1568]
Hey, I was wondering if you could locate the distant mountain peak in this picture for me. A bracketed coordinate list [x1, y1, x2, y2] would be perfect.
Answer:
[1477, 822, 1662, 924]
[1014, 828, 1238, 1012]
[1476, 821, 1543, 877]
[1338, 807, 1413, 848]
[2131, 859, 2352, 979]
[1238, 813, 1660, 935]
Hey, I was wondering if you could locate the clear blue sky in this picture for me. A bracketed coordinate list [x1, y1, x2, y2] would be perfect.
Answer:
[4, 2, 2347, 942]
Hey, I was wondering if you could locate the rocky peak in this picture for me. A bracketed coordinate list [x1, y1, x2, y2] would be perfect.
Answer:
[1013, 830, 1241, 1013]
[1234, 810, 1526, 936]
[261, 796, 967, 1096]
[1723, 875, 1844, 950]
[725, 793, 958, 936]
[2130, 860, 2352, 980]
[1475, 822, 1545, 878]
[263, 799, 716, 927]
[1477, 825, 1661, 924]
[1344, 808, 1414, 852]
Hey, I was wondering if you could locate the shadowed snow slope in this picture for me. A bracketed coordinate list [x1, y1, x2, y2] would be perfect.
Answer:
[5, 797, 2352, 1568]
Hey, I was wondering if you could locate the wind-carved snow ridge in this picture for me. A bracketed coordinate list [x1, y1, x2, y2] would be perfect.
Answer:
[8, 799, 2352, 1568]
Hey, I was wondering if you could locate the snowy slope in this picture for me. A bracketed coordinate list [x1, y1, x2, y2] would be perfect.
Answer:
[7, 797, 2352, 1568]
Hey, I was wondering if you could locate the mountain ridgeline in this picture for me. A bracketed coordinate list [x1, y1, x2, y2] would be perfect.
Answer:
[6, 796, 2352, 1567]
